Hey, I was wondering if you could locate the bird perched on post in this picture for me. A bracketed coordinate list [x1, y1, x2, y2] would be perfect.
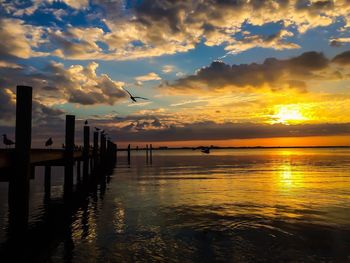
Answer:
[95, 127, 100, 131]
[85, 120, 88, 125]
[45, 137, 53, 149]
[2, 134, 15, 148]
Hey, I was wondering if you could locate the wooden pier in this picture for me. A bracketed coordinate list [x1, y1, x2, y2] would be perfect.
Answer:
[0, 86, 118, 235]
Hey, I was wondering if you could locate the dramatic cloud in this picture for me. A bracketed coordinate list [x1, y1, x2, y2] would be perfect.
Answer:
[1, 0, 350, 60]
[332, 51, 350, 65]
[0, 61, 127, 106]
[1, 1, 350, 146]
[135, 72, 161, 82]
[162, 51, 345, 94]
[0, 88, 16, 123]
[330, 37, 350, 47]
[0, 18, 47, 59]
[224, 30, 300, 54]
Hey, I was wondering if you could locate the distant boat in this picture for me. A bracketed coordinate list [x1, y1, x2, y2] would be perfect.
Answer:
[201, 147, 210, 154]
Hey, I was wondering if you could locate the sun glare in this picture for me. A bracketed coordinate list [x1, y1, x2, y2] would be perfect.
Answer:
[271, 105, 308, 125]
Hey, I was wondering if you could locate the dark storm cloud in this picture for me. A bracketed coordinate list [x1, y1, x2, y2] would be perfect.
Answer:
[332, 51, 350, 65]
[164, 51, 331, 93]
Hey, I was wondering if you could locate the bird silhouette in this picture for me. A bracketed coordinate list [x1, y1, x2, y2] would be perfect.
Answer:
[95, 127, 100, 131]
[123, 88, 149, 103]
[45, 137, 53, 149]
[2, 134, 15, 148]
[84, 120, 88, 125]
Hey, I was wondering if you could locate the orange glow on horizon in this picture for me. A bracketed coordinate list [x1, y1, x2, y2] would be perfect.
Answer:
[125, 136, 350, 148]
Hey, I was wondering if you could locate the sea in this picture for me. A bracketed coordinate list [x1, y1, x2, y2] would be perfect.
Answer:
[0, 148, 350, 262]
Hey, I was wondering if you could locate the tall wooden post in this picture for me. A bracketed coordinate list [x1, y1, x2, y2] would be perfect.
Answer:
[146, 144, 149, 164]
[93, 131, 99, 167]
[150, 144, 153, 164]
[64, 115, 75, 197]
[83, 125, 90, 181]
[127, 144, 131, 165]
[112, 143, 117, 163]
[100, 134, 106, 163]
[106, 140, 111, 161]
[115, 144, 118, 164]
[8, 85, 32, 233]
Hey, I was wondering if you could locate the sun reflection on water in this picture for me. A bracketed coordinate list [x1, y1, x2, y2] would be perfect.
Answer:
[280, 165, 293, 186]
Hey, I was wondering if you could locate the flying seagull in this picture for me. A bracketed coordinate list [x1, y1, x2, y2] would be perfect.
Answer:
[2, 134, 15, 148]
[45, 137, 53, 148]
[123, 88, 149, 103]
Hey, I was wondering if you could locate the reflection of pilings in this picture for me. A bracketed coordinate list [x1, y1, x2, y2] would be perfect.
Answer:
[127, 144, 131, 165]
[106, 140, 111, 158]
[8, 85, 32, 234]
[44, 166, 51, 198]
[83, 125, 90, 182]
[93, 131, 99, 167]
[150, 144, 153, 165]
[76, 160, 81, 181]
[100, 133, 106, 164]
[64, 115, 75, 198]
[146, 144, 149, 164]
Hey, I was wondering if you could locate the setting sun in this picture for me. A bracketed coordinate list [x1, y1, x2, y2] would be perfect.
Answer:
[271, 105, 308, 125]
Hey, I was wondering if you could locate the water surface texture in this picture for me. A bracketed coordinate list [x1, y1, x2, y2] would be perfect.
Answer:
[1, 148, 350, 262]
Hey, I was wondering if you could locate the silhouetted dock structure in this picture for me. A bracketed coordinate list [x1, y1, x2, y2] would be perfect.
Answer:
[0, 86, 155, 235]
[0, 86, 120, 236]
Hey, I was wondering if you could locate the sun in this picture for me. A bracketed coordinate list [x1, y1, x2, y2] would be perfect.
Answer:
[271, 105, 308, 125]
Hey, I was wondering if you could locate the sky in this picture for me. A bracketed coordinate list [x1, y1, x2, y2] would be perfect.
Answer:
[1, 0, 350, 147]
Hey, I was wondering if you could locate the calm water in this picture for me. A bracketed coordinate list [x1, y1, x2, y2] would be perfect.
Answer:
[1, 148, 350, 262]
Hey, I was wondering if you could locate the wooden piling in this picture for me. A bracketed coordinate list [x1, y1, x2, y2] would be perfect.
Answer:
[8, 85, 33, 233]
[93, 132, 98, 166]
[64, 115, 75, 196]
[30, 165, 35, 179]
[127, 144, 131, 165]
[146, 144, 149, 164]
[83, 125, 90, 181]
[83, 126, 90, 158]
[112, 143, 117, 163]
[150, 144, 153, 164]
[100, 134, 106, 163]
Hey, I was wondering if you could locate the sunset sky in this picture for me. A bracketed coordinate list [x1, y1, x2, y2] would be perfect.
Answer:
[1, 0, 350, 147]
